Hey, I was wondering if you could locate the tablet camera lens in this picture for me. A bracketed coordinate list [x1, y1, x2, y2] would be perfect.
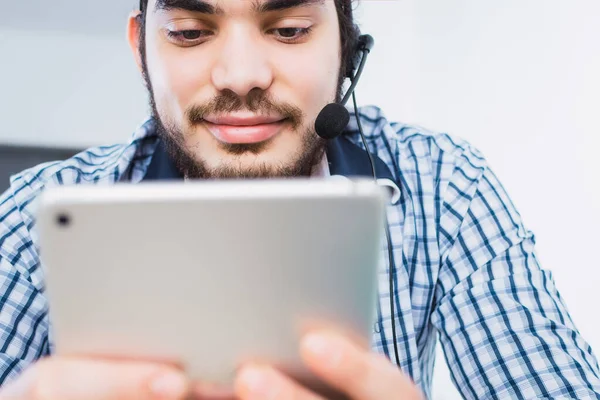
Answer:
[57, 214, 71, 227]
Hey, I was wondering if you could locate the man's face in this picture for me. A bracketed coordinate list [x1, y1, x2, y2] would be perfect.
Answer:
[131, 0, 343, 178]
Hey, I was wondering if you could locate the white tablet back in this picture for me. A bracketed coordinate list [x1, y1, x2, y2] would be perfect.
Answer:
[37, 179, 386, 392]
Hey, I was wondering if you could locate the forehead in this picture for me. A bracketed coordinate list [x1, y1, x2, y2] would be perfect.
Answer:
[146, 0, 329, 15]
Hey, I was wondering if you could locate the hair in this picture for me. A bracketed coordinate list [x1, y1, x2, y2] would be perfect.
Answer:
[137, 0, 361, 84]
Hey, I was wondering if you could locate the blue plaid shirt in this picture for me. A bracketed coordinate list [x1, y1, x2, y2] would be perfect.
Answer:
[1, 105, 599, 399]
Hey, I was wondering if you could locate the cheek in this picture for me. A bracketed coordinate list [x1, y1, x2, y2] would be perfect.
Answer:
[290, 54, 338, 101]
[274, 40, 341, 120]
[146, 36, 212, 119]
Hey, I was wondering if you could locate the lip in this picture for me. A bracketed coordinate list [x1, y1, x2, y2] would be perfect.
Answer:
[204, 114, 285, 126]
[203, 115, 287, 144]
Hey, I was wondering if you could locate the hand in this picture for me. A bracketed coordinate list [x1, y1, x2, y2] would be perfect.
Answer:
[0, 333, 422, 400]
[232, 331, 423, 400]
[0, 357, 192, 400]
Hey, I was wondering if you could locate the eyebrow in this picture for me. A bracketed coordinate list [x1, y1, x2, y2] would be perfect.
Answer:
[254, 0, 326, 13]
[154, 0, 224, 15]
[153, 0, 325, 15]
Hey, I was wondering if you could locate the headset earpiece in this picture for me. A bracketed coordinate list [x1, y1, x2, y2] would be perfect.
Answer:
[347, 34, 375, 79]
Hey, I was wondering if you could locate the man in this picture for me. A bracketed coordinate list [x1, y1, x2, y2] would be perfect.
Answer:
[0, 0, 598, 398]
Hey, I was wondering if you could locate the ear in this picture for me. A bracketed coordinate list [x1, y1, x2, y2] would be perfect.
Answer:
[127, 11, 144, 74]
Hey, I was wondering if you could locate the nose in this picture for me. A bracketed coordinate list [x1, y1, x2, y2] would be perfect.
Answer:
[211, 25, 274, 98]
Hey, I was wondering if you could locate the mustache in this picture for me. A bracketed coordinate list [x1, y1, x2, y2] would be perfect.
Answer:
[185, 90, 304, 129]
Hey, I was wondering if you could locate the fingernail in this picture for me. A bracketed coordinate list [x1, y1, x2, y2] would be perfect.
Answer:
[149, 371, 188, 399]
[238, 367, 279, 400]
[302, 333, 343, 367]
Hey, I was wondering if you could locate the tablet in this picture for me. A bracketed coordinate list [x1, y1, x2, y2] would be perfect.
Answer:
[37, 178, 386, 396]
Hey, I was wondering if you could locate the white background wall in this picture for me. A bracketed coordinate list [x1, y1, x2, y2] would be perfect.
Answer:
[1, 1, 599, 398]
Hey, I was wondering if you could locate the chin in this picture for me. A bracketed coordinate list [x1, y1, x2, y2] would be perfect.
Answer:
[195, 145, 314, 179]
[179, 130, 324, 179]
[214, 146, 297, 171]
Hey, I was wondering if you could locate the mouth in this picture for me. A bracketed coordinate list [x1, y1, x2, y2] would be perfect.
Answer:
[203, 115, 288, 145]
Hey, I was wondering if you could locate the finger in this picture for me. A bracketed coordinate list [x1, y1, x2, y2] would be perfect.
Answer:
[191, 381, 236, 400]
[234, 364, 324, 400]
[300, 332, 422, 400]
[0, 357, 190, 400]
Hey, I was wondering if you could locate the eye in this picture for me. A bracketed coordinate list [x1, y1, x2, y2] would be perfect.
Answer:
[270, 27, 312, 43]
[166, 29, 213, 46]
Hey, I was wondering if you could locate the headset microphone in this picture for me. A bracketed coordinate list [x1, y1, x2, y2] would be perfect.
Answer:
[314, 104, 350, 140]
[315, 35, 375, 140]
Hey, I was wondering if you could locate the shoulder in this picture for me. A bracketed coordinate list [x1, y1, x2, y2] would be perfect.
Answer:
[6, 121, 158, 209]
[351, 105, 487, 169]
[348, 105, 490, 192]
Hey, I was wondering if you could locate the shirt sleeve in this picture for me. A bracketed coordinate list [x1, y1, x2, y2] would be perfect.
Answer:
[0, 188, 51, 385]
[430, 147, 600, 399]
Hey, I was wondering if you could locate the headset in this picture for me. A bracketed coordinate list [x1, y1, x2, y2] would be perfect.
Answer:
[314, 34, 402, 368]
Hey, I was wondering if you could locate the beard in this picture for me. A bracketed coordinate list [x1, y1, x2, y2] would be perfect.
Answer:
[158, 121, 326, 180]
[150, 90, 327, 180]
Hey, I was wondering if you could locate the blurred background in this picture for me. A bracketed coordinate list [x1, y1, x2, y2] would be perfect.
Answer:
[1, 1, 599, 398]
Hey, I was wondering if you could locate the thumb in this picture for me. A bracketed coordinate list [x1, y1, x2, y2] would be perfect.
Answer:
[0, 357, 190, 400]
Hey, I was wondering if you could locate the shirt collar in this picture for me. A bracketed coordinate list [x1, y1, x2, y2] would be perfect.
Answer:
[311, 153, 330, 178]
